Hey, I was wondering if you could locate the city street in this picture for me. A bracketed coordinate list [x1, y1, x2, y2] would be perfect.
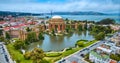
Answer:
[0, 42, 14, 63]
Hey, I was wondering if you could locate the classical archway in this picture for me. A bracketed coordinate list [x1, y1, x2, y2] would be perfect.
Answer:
[55, 25, 58, 33]
[49, 16, 65, 33]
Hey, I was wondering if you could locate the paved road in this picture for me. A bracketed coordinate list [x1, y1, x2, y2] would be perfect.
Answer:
[0, 44, 7, 63]
[0, 42, 14, 63]
[56, 40, 105, 63]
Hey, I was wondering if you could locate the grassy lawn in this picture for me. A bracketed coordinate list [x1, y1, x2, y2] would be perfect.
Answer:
[62, 47, 82, 57]
[6, 44, 33, 63]
[45, 53, 62, 57]
[84, 40, 97, 47]
[61, 40, 97, 57]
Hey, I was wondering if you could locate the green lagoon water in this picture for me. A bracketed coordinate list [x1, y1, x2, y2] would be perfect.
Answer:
[27, 31, 94, 51]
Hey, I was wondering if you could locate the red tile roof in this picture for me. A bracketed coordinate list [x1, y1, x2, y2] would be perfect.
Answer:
[71, 61, 77, 63]
[4, 23, 27, 31]
[0, 21, 5, 24]
[110, 60, 117, 63]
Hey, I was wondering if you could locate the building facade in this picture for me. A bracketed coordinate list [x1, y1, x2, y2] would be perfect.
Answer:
[49, 16, 65, 33]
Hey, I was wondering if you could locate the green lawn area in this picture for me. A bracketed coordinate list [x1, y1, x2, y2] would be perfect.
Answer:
[84, 40, 97, 47]
[6, 44, 33, 63]
[45, 53, 62, 57]
[62, 40, 97, 57]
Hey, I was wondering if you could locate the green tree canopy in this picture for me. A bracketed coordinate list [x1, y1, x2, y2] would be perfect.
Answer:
[24, 48, 45, 63]
[13, 39, 25, 50]
[0, 36, 5, 41]
[65, 24, 71, 33]
[95, 32, 105, 40]
[25, 32, 37, 44]
[78, 24, 83, 31]
[0, 30, 3, 36]
[76, 41, 85, 47]
[5, 32, 10, 40]
[26, 27, 31, 32]
[84, 20, 88, 30]
[97, 18, 115, 24]
[110, 54, 120, 61]
[38, 33, 44, 40]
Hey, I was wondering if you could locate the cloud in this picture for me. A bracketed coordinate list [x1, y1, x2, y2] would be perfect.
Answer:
[0, 0, 119, 13]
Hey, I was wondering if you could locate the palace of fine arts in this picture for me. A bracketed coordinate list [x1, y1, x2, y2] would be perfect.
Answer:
[0, 0, 120, 63]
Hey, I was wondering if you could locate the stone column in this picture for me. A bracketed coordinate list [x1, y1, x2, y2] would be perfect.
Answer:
[58, 24, 60, 32]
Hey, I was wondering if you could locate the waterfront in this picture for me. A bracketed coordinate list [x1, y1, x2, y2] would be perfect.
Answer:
[37, 15, 120, 24]
[27, 31, 94, 51]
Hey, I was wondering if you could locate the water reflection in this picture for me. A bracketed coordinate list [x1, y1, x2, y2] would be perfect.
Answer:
[27, 31, 94, 51]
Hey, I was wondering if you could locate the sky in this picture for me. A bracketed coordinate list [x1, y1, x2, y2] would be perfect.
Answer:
[0, 0, 120, 13]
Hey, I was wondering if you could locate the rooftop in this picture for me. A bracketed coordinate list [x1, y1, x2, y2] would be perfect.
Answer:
[52, 15, 62, 19]
[97, 47, 112, 53]
[90, 51, 110, 60]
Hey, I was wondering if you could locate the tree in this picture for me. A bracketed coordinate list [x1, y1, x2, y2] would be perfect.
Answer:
[76, 41, 84, 47]
[110, 54, 120, 61]
[24, 48, 46, 63]
[97, 18, 115, 24]
[88, 25, 94, 31]
[104, 26, 112, 34]
[25, 32, 37, 43]
[65, 18, 69, 21]
[0, 29, 3, 36]
[24, 51, 31, 60]
[78, 24, 83, 31]
[90, 25, 112, 35]
[95, 32, 105, 40]
[38, 33, 44, 40]
[0, 36, 5, 41]
[5, 32, 10, 40]
[13, 39, 25, 50]
[84, 20, 88, 30]
[26, 27, 31, 32]
[30, 48, 45, 63]
[51, 29, 55, 36]
[65, 24, 70, 33]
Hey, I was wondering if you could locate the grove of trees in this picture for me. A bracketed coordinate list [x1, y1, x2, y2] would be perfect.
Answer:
[5, 32, 11, 40]
[13, 39, 25, 50]
[94, 32, 105, 40]
[25, 31, 44, 44]
[96, 18, 115, 24]
[24, 48, 46, 63]
[90, 25, 113, 40]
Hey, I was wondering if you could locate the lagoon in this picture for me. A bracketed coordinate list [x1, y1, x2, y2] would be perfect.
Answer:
[27, 31, 94, 51]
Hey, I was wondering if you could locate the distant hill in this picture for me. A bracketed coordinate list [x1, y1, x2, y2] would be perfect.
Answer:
[0, 11, 43, 16]
[0, 11, 119, 16]
[47, 11, 108, 15]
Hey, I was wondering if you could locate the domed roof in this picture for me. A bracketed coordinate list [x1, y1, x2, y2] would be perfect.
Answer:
[52, 15, 62, 19]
